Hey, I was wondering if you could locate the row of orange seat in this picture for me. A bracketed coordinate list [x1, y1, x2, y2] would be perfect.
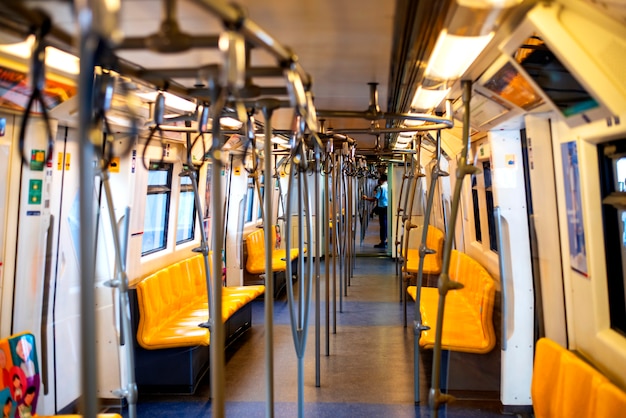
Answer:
[407, 249, 497, 354]
[245, 226, 301, 276]
[532, 338, 626, 417]
[135, 254, 264, 349]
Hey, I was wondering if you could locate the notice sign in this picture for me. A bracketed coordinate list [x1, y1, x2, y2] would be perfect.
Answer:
[28, 179, 42, 204]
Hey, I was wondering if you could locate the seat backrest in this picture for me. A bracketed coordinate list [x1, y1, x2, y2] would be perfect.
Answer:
[426, 226, 444, 255]
[595, 380, 626, 418]
[531, 337, 626, 418]
[245, 229, 266, 267]
[532, 338, 564, 418]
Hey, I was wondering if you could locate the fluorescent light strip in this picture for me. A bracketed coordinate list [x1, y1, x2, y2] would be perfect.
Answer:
[425, 29, 494, 80]
[0, 35, 80, 75]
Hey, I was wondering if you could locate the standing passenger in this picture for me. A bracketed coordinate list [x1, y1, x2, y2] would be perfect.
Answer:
[363, 174, 388, 248]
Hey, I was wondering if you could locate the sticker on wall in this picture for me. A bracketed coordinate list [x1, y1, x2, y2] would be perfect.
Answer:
[28, 180, 42, 204]
[0, 333, 43, 417]
[57, 152, 63, 170]
[234, 166, 241, 176]
[108, 157, 120, 173]
[505, 154, 516, 166]
[64, 153, 71, 171]
[30, 150, 45, 171]
[561, 141, 588, 277]
[0, 118, 5, 137]
[131, 149, 137, 173]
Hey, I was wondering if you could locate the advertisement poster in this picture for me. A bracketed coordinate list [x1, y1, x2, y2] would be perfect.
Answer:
[561, 141, 588, 276]
[0, 65, 76, 112]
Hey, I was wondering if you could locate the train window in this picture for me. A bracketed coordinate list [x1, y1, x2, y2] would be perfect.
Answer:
[245, 177, 254, 223]
[598, 140, 626, 336]
[483, 161, 498, 252]
[142, 162, 172, 255]
[471, 174, 482, 242]
[176, 171, 195, 244]
[257, 174, 264, 220]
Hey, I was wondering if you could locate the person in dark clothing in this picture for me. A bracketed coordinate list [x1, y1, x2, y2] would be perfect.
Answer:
[363, 174, 388, 248]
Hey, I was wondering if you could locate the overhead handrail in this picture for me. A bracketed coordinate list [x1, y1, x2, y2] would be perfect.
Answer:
[18, 15, 55, 168]
[429, 81, 478, 417]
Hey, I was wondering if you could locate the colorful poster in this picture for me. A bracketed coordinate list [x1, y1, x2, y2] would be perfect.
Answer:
[561, 141, 588, 276]
[0, 65, 76, 112]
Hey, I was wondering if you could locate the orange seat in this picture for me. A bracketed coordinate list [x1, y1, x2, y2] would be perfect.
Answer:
[136, 254, 264, 349]
[403, 226, 445, 275]
[531, 337, 626, 418]
[407, 250, 496, 354]
[245, 226, 301, 275]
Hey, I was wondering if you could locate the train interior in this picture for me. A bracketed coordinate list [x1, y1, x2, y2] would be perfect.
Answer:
[0, 0, 625, 417]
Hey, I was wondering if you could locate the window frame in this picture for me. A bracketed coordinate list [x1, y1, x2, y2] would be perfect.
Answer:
[176, 168, 196, 245]
[142, 162, 173, 256]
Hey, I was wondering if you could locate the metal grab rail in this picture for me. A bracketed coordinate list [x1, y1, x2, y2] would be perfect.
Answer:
[494, 207, 509, 352]
[100, 175, 137, 418]
[260, 102, 278, 417]
[395, 154, 409, 279]
[284, 137, 315, 418]
[429, 81, 479, 417]
[411, 128, 448, 404]
[402, 136, 423, 328]
[207, 81, 227, 417]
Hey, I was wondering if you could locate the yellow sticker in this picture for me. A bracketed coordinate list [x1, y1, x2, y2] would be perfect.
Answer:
[57, 152, 63, 170]
[234, 166, 241, 176]
[109, 157, 120, 173]
[65, 153, 71, 170]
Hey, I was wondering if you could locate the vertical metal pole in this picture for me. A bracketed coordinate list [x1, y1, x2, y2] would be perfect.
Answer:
[209, 83, 225, 418]
[77, 30, 98, 418]
[261, 104, 276, 417]
[101, 173, 137, 418]
[343, 171, 352, 296]
[324, 145, 331, 354]
[338, 156, 344, 312]
[403, 149, 420, 328]
[332, 153, 338, 333]
[395, 155, 407, 277]
[412, 129, 445, 404]
[430, 81, 475, 417]
[314, 144, 321, 387]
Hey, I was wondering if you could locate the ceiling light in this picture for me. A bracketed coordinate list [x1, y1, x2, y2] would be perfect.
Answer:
[136, 91, 197, 113]
[411, 86, 451, 111]
[220, 116, 243, 129]
[0, 35, 80, 75]
[425, 30, 493, 80]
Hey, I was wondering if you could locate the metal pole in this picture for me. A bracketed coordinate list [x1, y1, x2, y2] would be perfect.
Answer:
[395, 155, 408, 277]
[314, 143, 321, 387]
[402, 146, 421, 328]
[101, 174, 137, 418]
[261, 103, 277, 417]
[332, 153, 338, 333]
[412, 129, 447, 404]
[77, 28, 98, 418]
[209, 83, 225, 418]
[430, 81, 476, 416]
[324, 151, 331, 354]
